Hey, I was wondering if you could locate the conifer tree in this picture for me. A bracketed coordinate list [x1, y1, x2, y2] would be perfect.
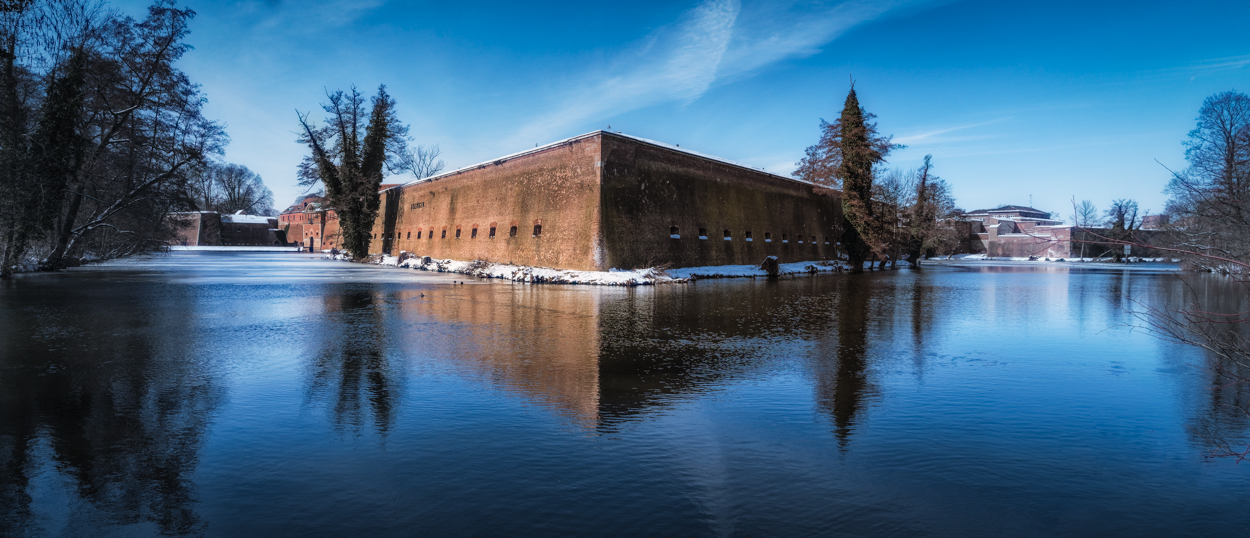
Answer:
[796, 83, 899, 272]
[298, 85, 405, 259]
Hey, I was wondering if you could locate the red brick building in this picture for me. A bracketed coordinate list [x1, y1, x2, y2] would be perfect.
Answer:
[279, 186, 398, 251]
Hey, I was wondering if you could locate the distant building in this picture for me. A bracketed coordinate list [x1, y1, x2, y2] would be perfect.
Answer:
[962, 205, 1071, 258]
[964, 205, 1061, 224]
[1140, 214, 1169, 230]
[279, 195, 334, 250]
[278, 185, 399, 251]
[959, 205, 1168, 259]
[170, 211, 281, 246]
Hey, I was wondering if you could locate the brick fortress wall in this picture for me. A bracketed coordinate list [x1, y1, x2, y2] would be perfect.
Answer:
[369, 132, 843, 271]
[598, 134, 841, 269]
[370, 136, 604, 270]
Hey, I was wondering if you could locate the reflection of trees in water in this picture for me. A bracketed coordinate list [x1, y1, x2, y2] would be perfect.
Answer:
[908, 276, 931, 377]
[594, 277, 887, 435]
[1160, 274, 1250, 456]
[812, 275, 874, 448]
[0, 286, 220, 537]
[307, 286, 399, 436]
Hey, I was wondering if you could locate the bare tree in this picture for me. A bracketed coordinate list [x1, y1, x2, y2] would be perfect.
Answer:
[213, 163, 273, 215]
[1072, 200, 1098, 227]
[1070, 200, 1098, 259]
[38, 3, 225, 270]
[185, 161, 214, 211]
[1162, 91, 1250, 270]
[872, 167, 912, 268]
[0, 1, 223, 276]
[391, 143, 444, 180]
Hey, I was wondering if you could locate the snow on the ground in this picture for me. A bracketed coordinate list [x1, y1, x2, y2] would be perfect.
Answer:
[170, 245, 302, 252]
[945, 253, 1178, 263]
[665, 260, 847, 279]
[343, 252, 850, 286]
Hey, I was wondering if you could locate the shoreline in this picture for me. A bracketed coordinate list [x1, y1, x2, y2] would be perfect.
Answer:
[928, 255, 1182, 272]
[345, 253, 853, 285]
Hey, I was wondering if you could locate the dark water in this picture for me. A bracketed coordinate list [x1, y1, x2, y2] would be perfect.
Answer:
[1, 252, 1248, 537]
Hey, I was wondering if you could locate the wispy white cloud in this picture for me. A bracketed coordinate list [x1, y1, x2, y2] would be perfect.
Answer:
[507, 0, 938, 147]
[717, 0, 918, 79]
[506, 0, 740, 146]
[894, 116, 1013, 145]
[228, 0, 388, 31]
[1120, 53, 1250, 85]
[1189, 54, 1250, 72]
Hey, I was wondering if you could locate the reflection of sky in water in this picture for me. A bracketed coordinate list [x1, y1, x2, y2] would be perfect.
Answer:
[1, 252, 1248, 536]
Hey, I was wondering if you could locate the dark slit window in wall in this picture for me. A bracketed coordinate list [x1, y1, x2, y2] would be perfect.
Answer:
[798, 235, 804, 244]
[723, 229, 731, 240]
[782, 234, 789, 243]
[699, 228, 708, 239]
[811, 236, 817, 244]
[824, 236, 830, 244]
[745, 231, 752, 241]
[441, 230, 447, 239]
[455, 229, 462, 239]
[670, 226, 680, 239]
[471, 228, 478, 239]
[509, 226, 517, 237]
[417, 231, 422, 239]
[765, 232, 772, 242]
[533, 224, 542, 237]
[489, 227, 496, 238]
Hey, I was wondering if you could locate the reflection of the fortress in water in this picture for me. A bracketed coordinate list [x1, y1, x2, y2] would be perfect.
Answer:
[358, 276, 884, 434]
[8, 264, 1249, 536]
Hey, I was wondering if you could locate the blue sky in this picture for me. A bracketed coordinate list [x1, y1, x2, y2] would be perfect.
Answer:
[117, 0, 1249, 220]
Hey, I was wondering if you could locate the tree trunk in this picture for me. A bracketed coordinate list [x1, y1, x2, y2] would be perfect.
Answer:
[42, 190, 82, 270]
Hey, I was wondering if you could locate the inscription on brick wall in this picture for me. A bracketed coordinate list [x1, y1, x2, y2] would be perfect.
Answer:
[410, 202, 425, 210]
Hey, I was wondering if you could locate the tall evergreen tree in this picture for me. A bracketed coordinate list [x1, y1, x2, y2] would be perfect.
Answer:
[796, 83, 898, 273]
[298, 85, 404, 259]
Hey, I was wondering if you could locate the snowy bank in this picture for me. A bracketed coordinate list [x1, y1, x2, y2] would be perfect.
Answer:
[337, 252, 849, 286]
[170, 245, 303, 252]
[932, 253, 1182, 271]
[945, 253, 1178, 263]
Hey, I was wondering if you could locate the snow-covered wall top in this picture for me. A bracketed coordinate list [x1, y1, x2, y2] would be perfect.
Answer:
[221, 214, 274, 224]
